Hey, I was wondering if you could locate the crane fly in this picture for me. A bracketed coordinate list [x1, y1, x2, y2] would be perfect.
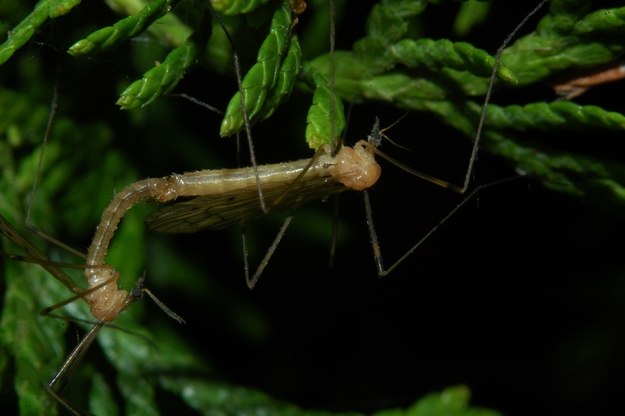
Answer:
[0, 0, 553, 414]
[142, 1, 550, 287]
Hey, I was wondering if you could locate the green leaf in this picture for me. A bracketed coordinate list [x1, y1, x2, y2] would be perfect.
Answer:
[401, 385, 501, 416]
[68, 0, 178, 57]
[219, 0, 297, 136]
[117, 8, 211, 109]
[301, 68, 346, 149]
[259, 33, 303, 121]
[453, 0, 490, 37]
[0, 0, 81, 65]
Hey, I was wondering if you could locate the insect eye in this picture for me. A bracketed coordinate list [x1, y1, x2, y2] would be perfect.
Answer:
[132, 286, 143, 299]
[367, 131, 382, 147]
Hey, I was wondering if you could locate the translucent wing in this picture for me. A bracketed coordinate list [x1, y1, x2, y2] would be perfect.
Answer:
[145, 173, 346, 233]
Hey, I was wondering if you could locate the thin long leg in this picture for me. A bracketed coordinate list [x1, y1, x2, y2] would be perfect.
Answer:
[23, 85, 87, 260]
[1, 214, 126, 311]
[245, 207, 298, 289]
[205, 0, 286, 287]
[0, 214, 126, 416]
[241, 0, 340, 286]
[45, 277, 146, 416]
[364, 0, 549, 277]
[1, 213, 179, 414]
[1, 77, 183, 416]
[205, 1, 268, 213]
[46, 321, 103, 416]
[367, 177, 524, 277]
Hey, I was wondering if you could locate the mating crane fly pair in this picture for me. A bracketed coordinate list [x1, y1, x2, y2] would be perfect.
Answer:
[0, 0, 550, 414]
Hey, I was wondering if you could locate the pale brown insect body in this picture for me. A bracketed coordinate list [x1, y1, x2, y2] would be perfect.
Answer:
[82, 131, 381, 290]
[143, 138, 380, 233]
